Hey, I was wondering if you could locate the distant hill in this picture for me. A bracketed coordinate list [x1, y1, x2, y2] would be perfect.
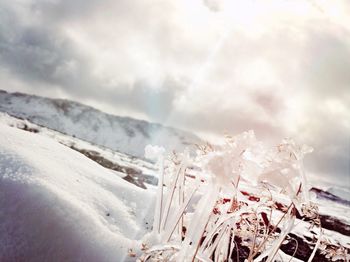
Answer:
[0, 89, 202, 158]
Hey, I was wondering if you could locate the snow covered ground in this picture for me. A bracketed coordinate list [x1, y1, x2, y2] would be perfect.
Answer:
[0, 112, 159, 188]
[0, 123, 155, 261]
[1, 112, 349, 261]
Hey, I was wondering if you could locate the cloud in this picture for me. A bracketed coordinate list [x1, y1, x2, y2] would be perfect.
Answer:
[202, 0, 222, 12]
[101, 78, 185, 122]
[0, 1, 93, 92]
[301, 27, 350, 100]
[294, 103, 350, 179]
[0, 0, 349, 181]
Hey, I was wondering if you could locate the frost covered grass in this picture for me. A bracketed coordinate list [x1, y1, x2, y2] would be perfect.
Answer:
[137, 131, 349, 261]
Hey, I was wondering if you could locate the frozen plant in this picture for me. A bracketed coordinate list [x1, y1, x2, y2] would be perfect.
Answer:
[144, 145, 166, 236]
[138, 131, 345, 262]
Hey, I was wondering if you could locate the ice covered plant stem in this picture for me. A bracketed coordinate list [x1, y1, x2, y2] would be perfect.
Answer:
[176, 183, 220, 261]
[160, 153, 188, 232]
[138, 132, 345, 262]
[144, 145, 165, 234]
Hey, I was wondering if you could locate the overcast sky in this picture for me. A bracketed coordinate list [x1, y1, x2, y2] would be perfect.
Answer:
[0, 0, 349, 184]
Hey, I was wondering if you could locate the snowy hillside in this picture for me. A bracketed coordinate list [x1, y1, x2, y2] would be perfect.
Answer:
[0, 123, 156, 261]
[1, 114, 349, 261]
[0, 112, 158, 189]
[0, 90, 202, 158]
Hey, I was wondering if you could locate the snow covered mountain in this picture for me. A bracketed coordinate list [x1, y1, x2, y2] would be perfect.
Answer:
[0, 89, 202, 158]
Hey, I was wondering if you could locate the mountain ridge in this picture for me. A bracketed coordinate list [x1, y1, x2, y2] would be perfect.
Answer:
[0, 89, 202, 158]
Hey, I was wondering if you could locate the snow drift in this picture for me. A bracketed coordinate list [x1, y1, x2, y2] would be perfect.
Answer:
[0, 124, 154, 261]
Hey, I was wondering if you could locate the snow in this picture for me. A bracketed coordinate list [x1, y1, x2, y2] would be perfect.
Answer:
[316, 198, 350, 224]
[327, 186, 350, 202]
[0, 90, 201, 158]
[0, 109, 349, 261]
[0, 123, 154, 261]
[275, 250, 303, 262]
[0, 112, 157, 181]
[292, 218, 350, 250]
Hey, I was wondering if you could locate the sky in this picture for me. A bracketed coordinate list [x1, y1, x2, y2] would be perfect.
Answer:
[0, 0, 349, 184]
